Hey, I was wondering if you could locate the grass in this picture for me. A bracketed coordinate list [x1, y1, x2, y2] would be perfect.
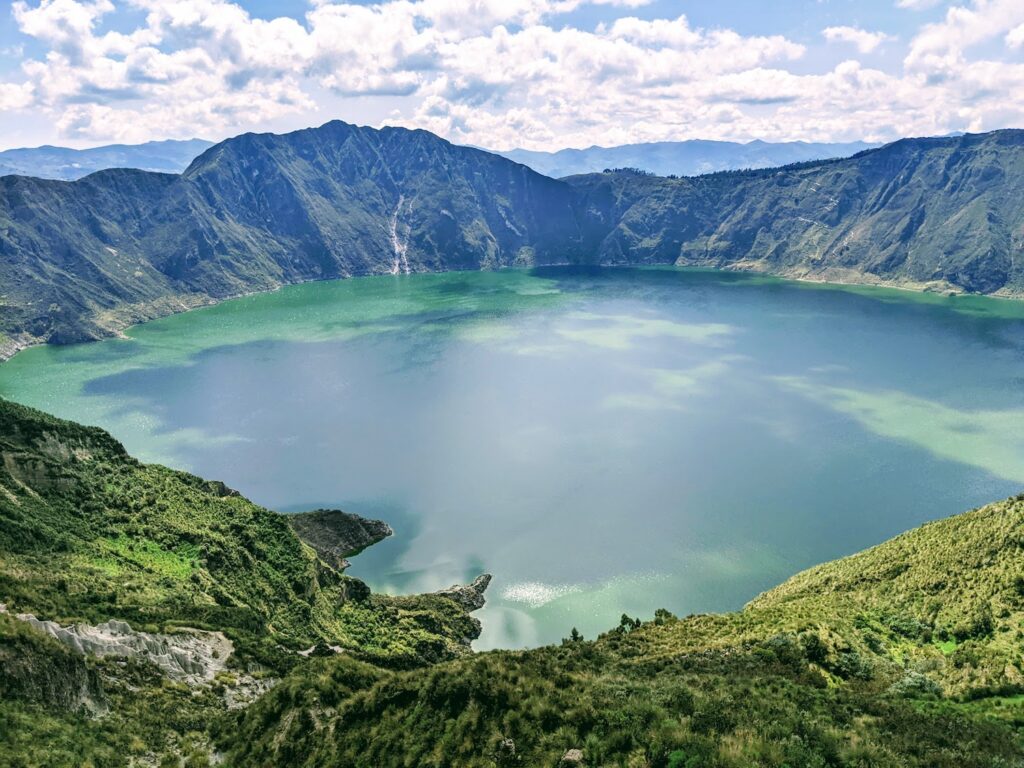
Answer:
[6, 396, 1024, 765]
[216, 493, 1024, 766]
[936, 639, 958, 655]
[100, 536, 199, 580]
[0, 398, 489, 764]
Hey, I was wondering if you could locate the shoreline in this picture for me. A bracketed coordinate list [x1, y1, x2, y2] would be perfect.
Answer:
[3, 261, 1022, 365]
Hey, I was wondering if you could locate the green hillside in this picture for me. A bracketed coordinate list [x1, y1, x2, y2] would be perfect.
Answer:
[0, 121, 589, 357]
[214, 496, 1024, 767]
[569, 131, 1024, 295]
[0, 398, 485, 765]
[1, 398, 1024, 766]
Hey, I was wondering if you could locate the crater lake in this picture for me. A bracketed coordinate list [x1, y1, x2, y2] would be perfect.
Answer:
[3, 267, 1024, 648]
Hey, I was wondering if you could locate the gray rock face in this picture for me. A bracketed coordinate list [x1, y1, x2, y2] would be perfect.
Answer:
[223, 674, 279, 710]
[560, 748, 585, 766]
[0, 606, 106, 713]
[434, 574, 492, 612]
[15, 613, 232, 685]
[286, 508, 393, 571]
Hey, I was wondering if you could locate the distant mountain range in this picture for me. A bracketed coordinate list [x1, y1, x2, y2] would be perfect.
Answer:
[494, 139, 879, 178]
[0, 139, 215, 180]
[0, 137, 875, 182]
[1, 121, 1022, 358]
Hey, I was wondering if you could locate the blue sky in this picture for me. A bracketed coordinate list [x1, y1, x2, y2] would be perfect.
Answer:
[0, 0, 1021, 151]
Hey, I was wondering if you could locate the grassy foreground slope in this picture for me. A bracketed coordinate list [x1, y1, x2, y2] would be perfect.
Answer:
[222, 497, 1024, 768]
[3, 397, 1024, 766]
[0, 398, 483, 765]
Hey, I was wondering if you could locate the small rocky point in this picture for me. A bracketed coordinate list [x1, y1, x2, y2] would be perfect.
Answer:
[286, 508, 393, 571]
[434, 574, 492, 611]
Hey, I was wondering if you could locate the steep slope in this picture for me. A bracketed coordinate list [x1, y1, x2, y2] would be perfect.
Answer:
[3, 124, 1024, 360]
[0, 121, 593, 357]
[0, 397, 488, 763]
[0, 169, 192, 352]
[570, 130, 1024, 294]
[496, 138, 876, 178]
[0, 139, 214, 180]
[148, 122, 591, 291]
[0, 397, 484, 661]
[3, 400, 1024, 765]
[221, 494, 1024, 768]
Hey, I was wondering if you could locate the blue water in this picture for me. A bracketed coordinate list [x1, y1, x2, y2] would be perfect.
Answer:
[3, 267, 1023, 648]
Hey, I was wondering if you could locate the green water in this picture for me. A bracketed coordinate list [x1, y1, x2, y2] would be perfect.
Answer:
[3, 267, 1024, 648]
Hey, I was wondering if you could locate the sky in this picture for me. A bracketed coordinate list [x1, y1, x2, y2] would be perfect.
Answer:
[0, 0, 1022, 151]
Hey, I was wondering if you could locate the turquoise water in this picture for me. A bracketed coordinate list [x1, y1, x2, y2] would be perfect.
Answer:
[3, 267, 1024, 648]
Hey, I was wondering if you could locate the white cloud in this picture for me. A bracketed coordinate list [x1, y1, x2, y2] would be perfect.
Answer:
[0, 82, 35, 111]
[1006, 22, 1024, 48]
[0, 0, 1022, 149]
[905, 0, 1024, 75]
[823, 26, 894, 53]
[11, 0, 115, 55]
[896, 0, 943, 9]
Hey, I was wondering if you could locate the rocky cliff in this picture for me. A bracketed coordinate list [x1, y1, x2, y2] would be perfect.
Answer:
[0, 120, 590, 354]
[286, 508, 393, 571]
[568, 130, 1024, 294]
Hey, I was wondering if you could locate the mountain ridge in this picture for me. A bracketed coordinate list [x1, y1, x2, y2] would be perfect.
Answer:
[2, 121, 1024, 362]
[494, 137, 878, 178]
[0, 138, 214, 181]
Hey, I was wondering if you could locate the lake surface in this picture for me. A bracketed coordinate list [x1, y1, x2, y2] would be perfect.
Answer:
[3, 267, 1024, 649]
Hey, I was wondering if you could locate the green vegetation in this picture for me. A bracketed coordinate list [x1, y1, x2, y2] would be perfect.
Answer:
[0, 120, 586, 352]
[4, 396, 1024, 766]
[218, 496, 1024, 767]
[0, 398, 484, 764]
[220, 635, 1022, 768]
[568, 130, 1024, 298]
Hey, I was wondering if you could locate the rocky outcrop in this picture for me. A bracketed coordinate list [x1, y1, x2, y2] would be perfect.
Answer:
[286, 508, 393, 571]
[434, 574, 492, 612]
[560, 749, 585, 766]
[0, 611, 106, 713]
[14, 613, 232, 685]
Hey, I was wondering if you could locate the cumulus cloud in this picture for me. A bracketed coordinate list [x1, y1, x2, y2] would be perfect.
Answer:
[0, 81, 35, 111]
[823, 26, 894, 53]
[0, 0, 1023, 148]
[1005, 22, 1024, 48]
[905, 0, 1024, 74]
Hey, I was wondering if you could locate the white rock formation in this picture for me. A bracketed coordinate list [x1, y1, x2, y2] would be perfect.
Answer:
[14, 613, 232, 685]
